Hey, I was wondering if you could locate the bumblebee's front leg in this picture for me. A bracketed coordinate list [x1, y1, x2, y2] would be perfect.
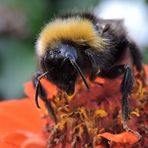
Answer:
[120, 65, 133, 123]
[33, 71, 57, 123]
[112, 65, 141, 138]
[100, 65, 133, 128]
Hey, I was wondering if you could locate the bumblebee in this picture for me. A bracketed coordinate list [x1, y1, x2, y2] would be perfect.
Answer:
[34, 12, 144, 123]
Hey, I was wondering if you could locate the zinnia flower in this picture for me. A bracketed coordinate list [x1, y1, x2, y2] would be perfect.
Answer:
[0, 65, 148, 148]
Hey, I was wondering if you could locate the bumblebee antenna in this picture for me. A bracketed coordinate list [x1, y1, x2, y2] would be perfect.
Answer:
[35, 71, 49, 108]
[69, 58, 90, 90]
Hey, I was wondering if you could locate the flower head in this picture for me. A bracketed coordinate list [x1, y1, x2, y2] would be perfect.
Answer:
[0, 66, 148, 147]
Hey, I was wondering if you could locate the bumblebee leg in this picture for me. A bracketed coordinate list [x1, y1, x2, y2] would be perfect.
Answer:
[120, 65, 133, 122]
[68, 56, 90, 90]
[85, 49, 100, 81]
[33, 71, 57, 123]
[100, 65, 133, 122]
[106, 65, 142, 138]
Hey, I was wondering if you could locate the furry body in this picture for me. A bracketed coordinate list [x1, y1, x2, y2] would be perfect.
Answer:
[34, 12, 144, 123]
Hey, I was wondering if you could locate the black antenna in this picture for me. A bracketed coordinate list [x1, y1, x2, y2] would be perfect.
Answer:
[35, 71, 49, 108]
[69, 58, 90, 90]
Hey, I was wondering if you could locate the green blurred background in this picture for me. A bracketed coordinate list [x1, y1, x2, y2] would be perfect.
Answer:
[0, 0, 148, 100]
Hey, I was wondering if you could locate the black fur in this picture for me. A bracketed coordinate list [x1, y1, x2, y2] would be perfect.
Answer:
[58, 11, 99, 25]
[35, 12, 144, 125]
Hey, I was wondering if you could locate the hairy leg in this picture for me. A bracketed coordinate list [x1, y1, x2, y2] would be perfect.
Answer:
[33, 71, 57, 123]
[99, 65, 133, 127]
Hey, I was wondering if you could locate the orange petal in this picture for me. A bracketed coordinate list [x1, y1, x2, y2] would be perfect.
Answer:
[95, 77, 105, 84]
[0, 98, 46, 136]
[40, 78, 58, 99]
[144, 65, 148, 79]
[99, 132, 139, 144]
[1, 131, 29, 148]
[24, 79, 57, 100]
[22, 138, 46, 148]
[0, 131, 46, 148]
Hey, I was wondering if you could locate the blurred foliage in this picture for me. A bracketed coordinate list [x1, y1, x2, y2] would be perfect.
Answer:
[144, 47, 148, 63]
[0, 0, 100, 100]
[0, 0, 48, 100]
[0, 0, 148, 100]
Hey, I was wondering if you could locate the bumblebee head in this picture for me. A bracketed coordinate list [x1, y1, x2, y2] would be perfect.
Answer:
[41, 43, 80, 95]
[36, 14, 106, 95]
